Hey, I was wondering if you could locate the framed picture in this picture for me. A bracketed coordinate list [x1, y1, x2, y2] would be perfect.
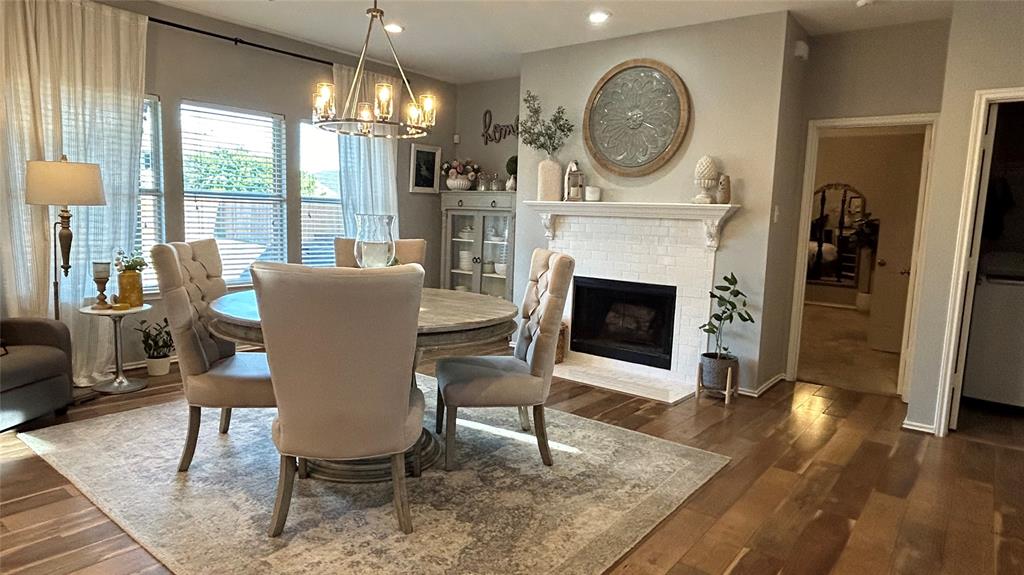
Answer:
[409, 143, 441, 194]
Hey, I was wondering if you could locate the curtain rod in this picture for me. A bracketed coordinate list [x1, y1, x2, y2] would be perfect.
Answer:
[148, 17, 334, 67]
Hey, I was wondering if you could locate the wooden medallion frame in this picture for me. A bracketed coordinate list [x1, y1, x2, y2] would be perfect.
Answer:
[583, 58, 691, 177]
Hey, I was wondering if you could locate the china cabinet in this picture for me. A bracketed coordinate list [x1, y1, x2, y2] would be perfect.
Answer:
[440, 191, 515, 301]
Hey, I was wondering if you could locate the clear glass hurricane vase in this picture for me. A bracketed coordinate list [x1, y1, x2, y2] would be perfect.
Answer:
[354, 214, 396, 268]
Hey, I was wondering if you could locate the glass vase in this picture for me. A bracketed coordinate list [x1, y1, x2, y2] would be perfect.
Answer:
[354, 214, 396, 268]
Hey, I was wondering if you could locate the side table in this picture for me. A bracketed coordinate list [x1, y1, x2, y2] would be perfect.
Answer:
[78, 304, 152, 394]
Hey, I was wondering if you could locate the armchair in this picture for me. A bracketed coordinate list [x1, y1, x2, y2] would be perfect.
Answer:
[0, 318, 73, 430]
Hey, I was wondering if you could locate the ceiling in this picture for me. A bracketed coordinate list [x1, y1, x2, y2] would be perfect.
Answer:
[154, 0, 954, 84]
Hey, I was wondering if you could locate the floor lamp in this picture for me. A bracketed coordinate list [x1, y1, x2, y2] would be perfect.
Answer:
[25, 155, 106, 321]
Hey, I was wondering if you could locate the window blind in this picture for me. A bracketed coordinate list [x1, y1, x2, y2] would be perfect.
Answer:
[135, 96, 163, 288]
[299, 122, 344, 266]
[181, 102, 287, 284]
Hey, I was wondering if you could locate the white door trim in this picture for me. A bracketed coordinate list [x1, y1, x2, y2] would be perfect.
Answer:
[936, 86, 1024, 436]
[786, 113, 938, 401]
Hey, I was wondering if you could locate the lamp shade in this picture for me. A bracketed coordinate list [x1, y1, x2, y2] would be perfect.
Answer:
[25, 159, 105, 206]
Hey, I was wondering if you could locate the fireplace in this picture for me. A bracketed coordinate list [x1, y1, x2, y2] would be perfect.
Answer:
[571, 276, 676, 369]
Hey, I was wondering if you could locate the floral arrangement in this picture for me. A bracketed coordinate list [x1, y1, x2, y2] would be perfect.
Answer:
[134, 318, 174, 359]
[115, 249, 147, 273]
[442, 159, 481, 182]
[519, 91, 574, 156]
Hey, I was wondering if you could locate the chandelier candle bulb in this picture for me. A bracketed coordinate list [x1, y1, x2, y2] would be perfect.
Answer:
[420, 94, 436, 126]
[375, 82, 393, 121]
[313, 82, 335, 121]
[406, 102, 423, 126]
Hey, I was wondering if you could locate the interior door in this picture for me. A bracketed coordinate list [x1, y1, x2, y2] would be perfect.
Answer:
[949, 103, 999, 430]
[867, 136, 926, 353]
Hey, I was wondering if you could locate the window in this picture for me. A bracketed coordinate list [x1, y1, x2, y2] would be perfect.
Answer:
[136, 96, 163, 289]
[299, 123, 344, 266]
[181, 102, 286, 285]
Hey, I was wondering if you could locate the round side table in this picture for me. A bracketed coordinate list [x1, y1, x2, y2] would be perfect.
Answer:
[78, 304, 152, 394]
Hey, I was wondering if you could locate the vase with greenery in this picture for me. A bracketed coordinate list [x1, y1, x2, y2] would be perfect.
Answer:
[135, 318, 174, 376]
[698, 273, 755, 395]
[114, 249, 147, 308]
[519, 91, 574, 201]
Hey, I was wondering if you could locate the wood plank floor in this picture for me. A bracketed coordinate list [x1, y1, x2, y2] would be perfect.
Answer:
[1, 348, 1022, 575]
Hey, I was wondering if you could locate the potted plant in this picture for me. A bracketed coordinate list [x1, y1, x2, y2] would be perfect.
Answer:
[135, 318, 174, 376]
[518, 91, 574, 201]
[114, 249, 147, 308]
[698, 273, 755, 395]
[441, 159, 481, 190]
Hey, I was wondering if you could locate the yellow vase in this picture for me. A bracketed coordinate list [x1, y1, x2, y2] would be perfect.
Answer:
[117, 270, 144, 308]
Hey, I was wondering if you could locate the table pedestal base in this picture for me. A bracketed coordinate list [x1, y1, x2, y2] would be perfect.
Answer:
[306, 429, 441, 483]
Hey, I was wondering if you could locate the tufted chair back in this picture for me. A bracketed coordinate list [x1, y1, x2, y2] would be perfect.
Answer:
[334, 238, 427, 267]
[514, 249, 575, 389]
[151, 239, 235, 380]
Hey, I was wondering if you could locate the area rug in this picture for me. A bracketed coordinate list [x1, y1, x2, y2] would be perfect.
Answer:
[19, 375, 728, 575]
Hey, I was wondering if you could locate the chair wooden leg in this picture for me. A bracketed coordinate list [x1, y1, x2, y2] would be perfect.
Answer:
[444, 406, 458, 471]
[435, 388, 445, 435]
[411, 437, 422, 478]
[297, 457, 309, 479]
[219, 408, 232, 434]
[268, 455, 297, 537]
[533, 405, 553, 466]
[391, 453, 413, 534]
[517, 406, 531, 431]
[178, 406, 201, 472]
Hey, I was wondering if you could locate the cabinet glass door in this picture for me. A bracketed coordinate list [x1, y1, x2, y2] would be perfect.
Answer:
[480, 213, 511, 300]
[448, 211, 480, 293]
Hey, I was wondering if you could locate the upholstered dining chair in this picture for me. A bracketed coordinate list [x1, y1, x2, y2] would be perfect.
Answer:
[334, 238, 427, 267]
[434, 248, 575, 470]
[151, 239, 276, 472]
[251, 261, 425, 536]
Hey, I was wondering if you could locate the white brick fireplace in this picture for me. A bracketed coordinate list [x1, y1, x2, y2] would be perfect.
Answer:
[524, 201, 739, 403]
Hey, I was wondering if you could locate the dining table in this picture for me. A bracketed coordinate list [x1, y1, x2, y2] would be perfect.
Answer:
[206, 287, 518, 483]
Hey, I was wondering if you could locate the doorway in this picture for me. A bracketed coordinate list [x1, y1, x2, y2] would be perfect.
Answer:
[788, 115, 936, 399]
[946, 98, 1024, 443]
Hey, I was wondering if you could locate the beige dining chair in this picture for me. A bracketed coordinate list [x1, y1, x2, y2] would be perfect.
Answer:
[151, 239, 276, 472]
[434, 248, 575, 470]
[334, 238, 427, 267]
[251, 261, 425, 536]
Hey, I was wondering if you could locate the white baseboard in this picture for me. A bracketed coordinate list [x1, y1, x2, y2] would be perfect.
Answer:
[738, 373, 787, 398]
[901, 418, 936, 434]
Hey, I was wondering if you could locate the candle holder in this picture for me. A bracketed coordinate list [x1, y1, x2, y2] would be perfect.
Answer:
[92, 261, 112, 310]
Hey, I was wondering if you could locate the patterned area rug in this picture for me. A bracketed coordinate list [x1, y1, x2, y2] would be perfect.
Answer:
[20, 375, 727, 575]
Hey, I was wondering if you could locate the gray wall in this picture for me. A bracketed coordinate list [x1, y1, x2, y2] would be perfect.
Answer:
[758, 14, 810, 386]
[804, 20, 950, 120]
[105, 1, 456, 365]
[455, 77, 521, 180]
[905, 1, 1024, 429]
[515, 12, 791, 391]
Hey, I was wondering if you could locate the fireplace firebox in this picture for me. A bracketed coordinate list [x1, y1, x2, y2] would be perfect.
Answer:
[570, 276, 676, 369]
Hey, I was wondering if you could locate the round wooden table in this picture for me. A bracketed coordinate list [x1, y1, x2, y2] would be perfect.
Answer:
[206, 288, 518, 483]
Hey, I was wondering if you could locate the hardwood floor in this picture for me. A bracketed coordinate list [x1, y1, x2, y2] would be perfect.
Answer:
[2, 348, 1022, 574]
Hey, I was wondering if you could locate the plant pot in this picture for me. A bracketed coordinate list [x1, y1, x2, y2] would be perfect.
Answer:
[446, 176, 472, 191]
[146, 356, 171, 377]
[537, 156, 561, 201]
[117, 270, 144, 308]
[699, 353, 739, 394]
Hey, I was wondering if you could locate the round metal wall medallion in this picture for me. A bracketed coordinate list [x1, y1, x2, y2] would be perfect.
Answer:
[583, 59, 691, 177]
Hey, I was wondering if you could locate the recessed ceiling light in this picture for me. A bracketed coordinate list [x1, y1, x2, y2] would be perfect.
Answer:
[588, 10, 611, 25]
[384, 22, 404, 33]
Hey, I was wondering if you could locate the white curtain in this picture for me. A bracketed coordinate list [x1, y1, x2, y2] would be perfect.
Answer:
[1, 0, 147, 384]
[332, 64, 401, 237]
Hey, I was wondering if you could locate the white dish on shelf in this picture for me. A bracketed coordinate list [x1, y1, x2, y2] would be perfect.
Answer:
[486, 236, 505, 242]
[494, 263, 508, 276]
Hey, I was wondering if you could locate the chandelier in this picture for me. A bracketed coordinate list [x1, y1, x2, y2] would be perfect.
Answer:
[312, 0, 436, 139]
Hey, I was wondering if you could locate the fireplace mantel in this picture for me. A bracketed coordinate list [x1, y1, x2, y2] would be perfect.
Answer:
[523, 201, 740, 250]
